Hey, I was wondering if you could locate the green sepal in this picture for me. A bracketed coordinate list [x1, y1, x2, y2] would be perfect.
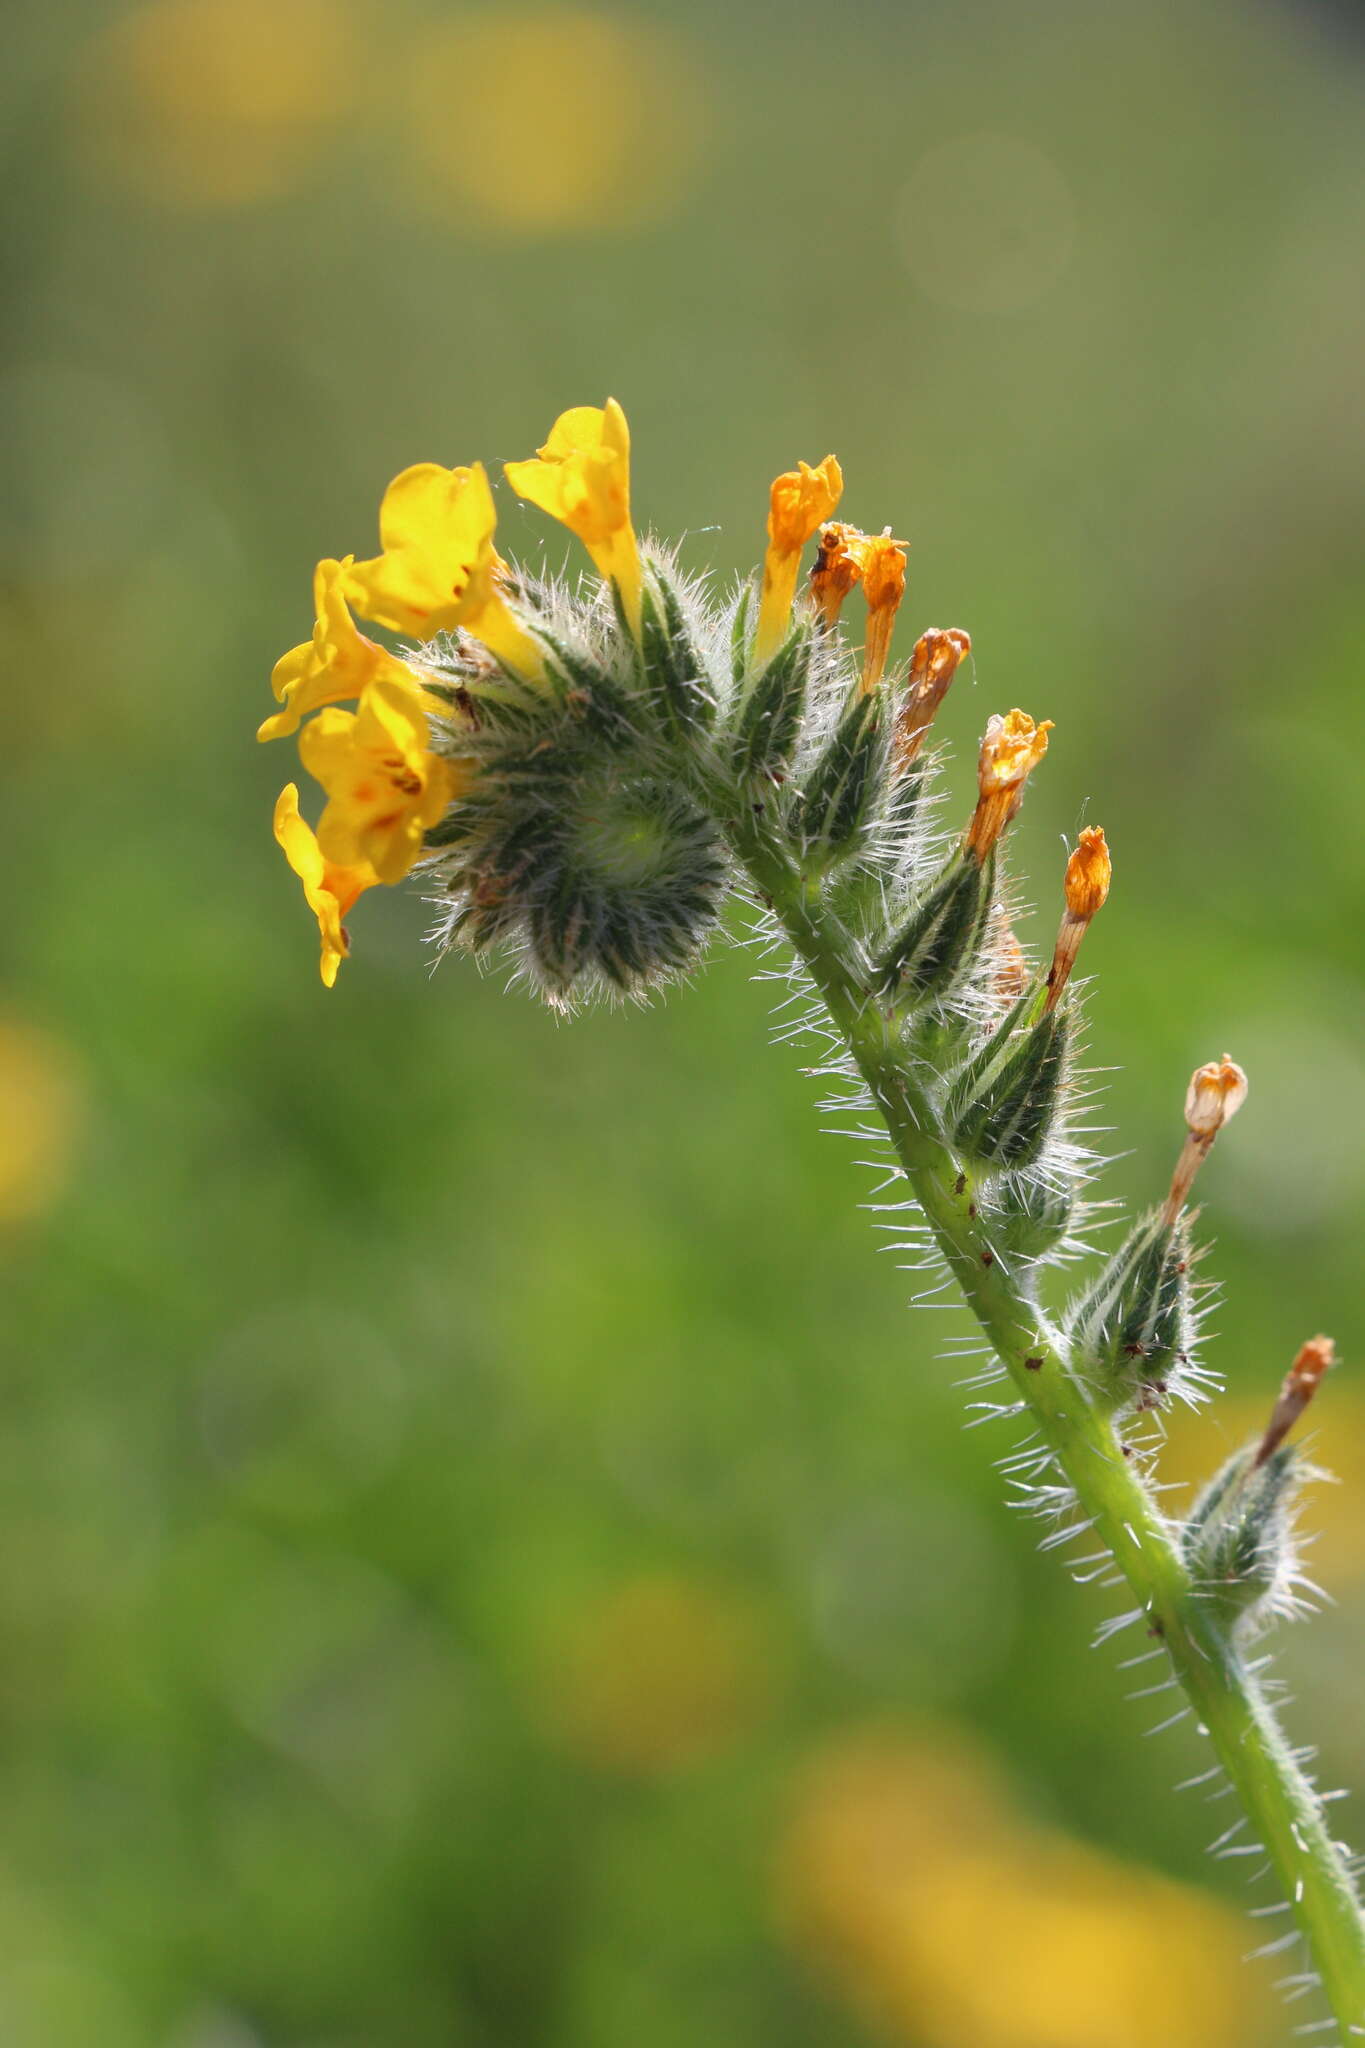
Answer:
[730, 625, 812, 783]
[639, 569, 716, 742]
[730, 586, 756, 689]
[1181, 1444, 1299, 1621]
[536, 632, 641, 747]
[950, 1005, 1070, 1174]
[1066, 1210, 1194, 1408]
[877, 852, 995, 1005]
[984, 1168, 1075, 1262]
[799, 691, 886, 863]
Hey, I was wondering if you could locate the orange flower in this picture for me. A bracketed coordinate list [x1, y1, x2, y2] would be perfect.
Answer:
[858, 533, 908, 694]
[964, 710, 1053, 861]
[755, 455, 842, 661]
[1045, 826, 1112, 1011]
[894, 628, 971, 766]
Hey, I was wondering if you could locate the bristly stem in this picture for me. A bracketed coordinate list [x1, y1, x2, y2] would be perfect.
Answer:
[730, 813, 1365, 2042]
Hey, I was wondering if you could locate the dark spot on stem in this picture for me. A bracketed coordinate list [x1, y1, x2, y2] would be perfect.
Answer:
[1024, 1356, 1044, 1372]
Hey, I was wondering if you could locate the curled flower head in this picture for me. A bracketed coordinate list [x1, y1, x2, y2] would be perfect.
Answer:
[965, 709, 1054, 860]
[859, 532, 909, 695]
[298, 673, 464, 887]
[1064, 827, 1112, 921]
[1184, 1056, 1249, 1141]
[346, 461, 543, 678]
[273, 783, 378, 988]
[755, 454, 843, 661]
[894, 628, 971, 767]
[505, 398, 642, 630]
[259, 556, 432, 744]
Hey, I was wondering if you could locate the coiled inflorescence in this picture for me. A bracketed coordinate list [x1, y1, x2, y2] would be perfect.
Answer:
[256, 396, 1339, 1628]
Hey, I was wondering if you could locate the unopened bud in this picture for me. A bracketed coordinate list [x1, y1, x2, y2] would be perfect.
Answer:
[964, 710, 1053, 862]
[1162, 1055, 1248, 1224]
[1255, 1335, 1335, 1468]
[894, 628, 971, 767]
[1045, 827, 1111, 1013]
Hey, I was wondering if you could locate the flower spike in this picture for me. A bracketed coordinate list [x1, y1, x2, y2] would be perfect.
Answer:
[505, 399, 642, 635]
[964, 710, 1053, 862]
[1161, 1054, 1248, 1225]
[1044, 826, 1112, 1012]
[273, 784, 378, 988]
[346, 462, 544, 680]
[755, 455, 842, 662]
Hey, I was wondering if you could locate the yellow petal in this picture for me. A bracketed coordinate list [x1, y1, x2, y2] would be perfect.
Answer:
[504, 397, 641, 629]
[273, 783, 376, 986]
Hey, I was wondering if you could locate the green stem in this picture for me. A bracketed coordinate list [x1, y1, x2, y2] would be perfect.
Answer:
[733, 818, 1365, 2039]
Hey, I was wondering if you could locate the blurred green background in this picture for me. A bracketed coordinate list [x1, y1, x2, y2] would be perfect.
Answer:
[4, 0, 1365, 2041]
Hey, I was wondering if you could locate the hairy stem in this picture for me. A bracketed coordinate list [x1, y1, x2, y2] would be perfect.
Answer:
[733, 816, 1365, 2039]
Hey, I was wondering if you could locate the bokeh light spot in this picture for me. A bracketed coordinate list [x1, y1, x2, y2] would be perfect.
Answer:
[0, 1014, 85, 1229]
[399, 9, 707, 234]
[539, 1572, 773, 1773]
[69, 0, 363, 208]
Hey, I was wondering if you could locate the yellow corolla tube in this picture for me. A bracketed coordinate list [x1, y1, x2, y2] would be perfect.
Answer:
[504, 398, 643, 634]
[755, 455, 843, 663]
[345, 461, 544, 680]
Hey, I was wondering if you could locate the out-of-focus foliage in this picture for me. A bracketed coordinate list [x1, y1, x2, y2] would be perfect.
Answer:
[2, 0, 1363, 2041]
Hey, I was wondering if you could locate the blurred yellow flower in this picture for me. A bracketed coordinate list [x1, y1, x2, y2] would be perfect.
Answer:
[297, 674, 462, 887]
[259, 557, 433, 744]
[536, 1572, 773, 1774]
[273, 784, 377, 988]
[505, 400, 642, 630]
[347, 462, 543, 678]
[398, 8, 706, 233]
[69, 0, 362, 209]
[777, 1724, 1270, 2048]
[0, 1016, 84, 1227]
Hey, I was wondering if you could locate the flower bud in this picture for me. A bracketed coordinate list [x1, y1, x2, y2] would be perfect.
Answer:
[964, 710, 1053, 862]
[1255, 1334, 1334, 1469]
[893, 628, 970, 767]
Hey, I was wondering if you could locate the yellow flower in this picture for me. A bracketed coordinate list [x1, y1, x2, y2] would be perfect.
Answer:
[258, 556, 431, 743]
[504, 398, 643, 632]
[894, 628, 971, 767]
[346, 460, 543, 678]
[810, 522, 870, 626]
[273, 783, 378, 988]
[755, 455, 843, 662]
[1046, 825, 1112, 1012]
[298, 672, 464, 887]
